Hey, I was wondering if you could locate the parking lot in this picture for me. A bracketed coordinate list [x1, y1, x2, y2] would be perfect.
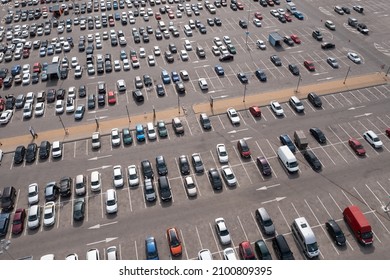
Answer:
[1, 0, 390, 260]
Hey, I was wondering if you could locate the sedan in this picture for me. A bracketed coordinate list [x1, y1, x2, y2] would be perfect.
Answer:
[74, 105, 85, 120]
[14, 145, 26, 164]
[25, 143, 38, 163]
[147, 55, 155, 66]
[325, 219, 346, 246]
[270, 55, 282, 66]
[178, 155, 190, 175]
[108, 91, 116, 105]
[348, 138, 366, 156]
[28, 183, 39, 205]
[347, 52, 361, 64]
[221, 166, 237, 187]
[184, 176, 197, 197]
[310, 127, 326, 144]
[290, 34, 301, 44]
[321, 42, 335, 50]
[237, 72, 248, 83]
[127, 165, 139, 187]
[253, 18, 262, 27]
[227, 108, 240, 125]
[12, 208, 26, 235]
[73, 198, 85, 221]
[255, 69, 267, 82]
[112, 165, 124, 188]
[167, 227, 182, 256]
[22, 73, 31, 85]
[280, 134, 296, 153]
[327, 57, 339, 68]
[215, 65, 224, 76]
[270, 101, 284, 116]
[191, 153, 204, 173]
[215, 217, 231, 245]
[249, 106, 262, 117]
[0, 110, 13, 124]
[43, 201, 56, 227]
[288, 64, 300, 75]
[303, 150, 322, 171]
[111, 128, 121, 146]
[216, 144, 229, 163]
[304, 60, 315, 71]
[208, 168, 223, 190]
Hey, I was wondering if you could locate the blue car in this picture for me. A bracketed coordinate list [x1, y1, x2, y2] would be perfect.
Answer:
[114, 12, 120, 21]
[145, 236, 159, 260]
[161, 70, 171, 84]
[136, 124, 145, 142]
[11, 65, 21, 76]
[293, 11, 304, 20]
[279, 134, 296, 153]
[171, 71, 180, 83]
[214, 65, 224, 76]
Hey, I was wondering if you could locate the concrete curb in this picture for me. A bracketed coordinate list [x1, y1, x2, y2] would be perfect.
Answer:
[0, 72, 388, 153]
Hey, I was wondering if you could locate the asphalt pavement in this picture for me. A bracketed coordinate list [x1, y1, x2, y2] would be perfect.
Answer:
[1, 71, 388, 153]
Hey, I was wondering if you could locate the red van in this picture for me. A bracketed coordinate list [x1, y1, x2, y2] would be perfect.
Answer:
[343, 205, 373, 245]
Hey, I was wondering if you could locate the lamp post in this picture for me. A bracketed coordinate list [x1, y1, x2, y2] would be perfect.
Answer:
[177, 93, 180, 114]
[295, 74, 302, 93]
[343, 66, 351, 84]
[58, 115, 67, 134]
[125, 105, 131, 123]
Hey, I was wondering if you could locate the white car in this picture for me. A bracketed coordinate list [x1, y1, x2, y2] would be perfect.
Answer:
[22, 73, 30, 85]
[113, 165, 124, 188]
[147, 55, 155, 66]
[127, 165, 139, 187]
[43, 201, 56, 227]
[22, 63, 30, 74]
[111, 128, 121, 146]
[123, 59, 131, 70]
[55, 100, 64, 114]
[198, 78, 208, 90]
[198, 249, 213, 260]
[270, 9, 280, 17]
[74, 65, 83, 78]
[68, 87, 77, 99]
[223, 248, 237, 260]
[116, 79, 127, 91]
[184, 176, 197, 197]
[213, 37, 223, 47]
[256, 40, 266, 50]
[180, 50, 189, 61]
[114, 60, 121, 71]
[106, 189, 118, 214]
[87, 63, 95, 75]
[253, 18, 262, 27]
[34, 102, 45, 116]
[153, 46, 161, 56]
[25, 92, 35, 104]
[0, 110, 13, 124]
[219, 45, 229, 56]
[66, 98, 75, 113]
[216, 144, 229, 163]
[139, 47, 146, 58]
[347, 52, 361, 64]
[215, 217, 231, 245]
[227, 107, 240, 125]
[212, 45, 221, 56]
[23, 103, 33, 119]
[363, 130, 383, 149]
[270, 100, 284, 116]
[28, 183, 39, 205]
[221, 165, 237, 187]
[223, 36, 231, 45]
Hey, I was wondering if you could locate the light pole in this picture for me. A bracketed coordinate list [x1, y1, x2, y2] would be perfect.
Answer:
[245, 4, 251, 50]
[243, 83, 247, 102]
[125, 105, 131, 124]
[295, 74, 302, 93]
[343, 66, 351, 84]
[58, 115, 68, 135]
[177, 94, 180, 114]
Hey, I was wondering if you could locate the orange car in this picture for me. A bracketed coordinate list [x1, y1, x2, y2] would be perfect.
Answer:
[167, 227, 182, 256]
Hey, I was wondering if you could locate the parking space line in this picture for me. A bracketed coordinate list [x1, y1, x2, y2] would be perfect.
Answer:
[191, 175, 202, 196]
[308, 148, 326, 168]
[180, 228, 190, 260]
[356, 89, 370, 102]
[134, 240, 139, 260]
[365, 88, 380, 100]
[347, 90, 362, 103]
[250, 211, 264, 238]
[266, 139, 277, 156]
[373, 86, 387, 99]
[73, 142, 77, 158]
[208, 222, 222, 259]
[376, 116, 390, 128]
[291, 202, 302, 217]
[237, 215, 250, 241]
[337, 125, 358, 159]
[216, 115, 225, 131]
[101, 190, 104, 219]
[327, 126, 350, 163]
[341, 190, 354, 205]
[339, 92, 353, 105]
[331, 94, 344, 107]
[277, 205, 291, 229]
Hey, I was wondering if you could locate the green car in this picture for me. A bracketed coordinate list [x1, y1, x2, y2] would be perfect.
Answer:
[122, 128, 133, 145]
[157, 120, 168, 137]
[227, 44, 236, 55]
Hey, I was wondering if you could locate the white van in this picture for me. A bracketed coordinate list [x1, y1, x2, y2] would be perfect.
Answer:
[147, 122, 156, 140]
[277, 145, 299, 173]
[52, 56, 60, 64]
[291, 217, 319, 258]
[158, 20, 166, 31]
[90, 171, 101, 192]
[286, 2, 296, 13]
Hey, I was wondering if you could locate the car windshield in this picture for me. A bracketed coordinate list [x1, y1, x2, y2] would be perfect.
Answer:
[28, 214, 37, 221]
[107, 199, 116, 206]
[373, 137, 380, 142]
[307, 242, 318, 253]
[362, 231, 373, 240]
[220, 229, 229, 236]
[44, 212, 53, 219]
[170, 236, 180, 247]
[28, 191, 37, 197]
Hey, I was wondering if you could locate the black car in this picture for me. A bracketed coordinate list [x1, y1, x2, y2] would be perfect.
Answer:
[312, 30, 323, 41]
[278, 14, 286, 23]
[0, 213, 10, 237]
[25, 143, 38, 163]
[303, 150, 322, 171]
[255, 69, 267, 82]
[307, 92, 322, 107]
[79, 85, 87, 98]
[325, 219, 346, 246]
[321, 42, 335, 50]
[309, 127, 326, 144]
[219, 54, 234, 62]
[279, 134, 296, 153]
[272, 235, 294, 260]
[214, 17, 222, 26]
[239, 19, 247, 28]
[342, 6, 350, 14]
[88, 94, 96, 109]
[73, 198, 85, 221]
[164, 51, 174, 63]
[14, 145, 26, 164]
[39, 140, 51, 160]
[141, 160, 154, 179]
[5, 95, 16, 110]
[59, 176, 72, 197]
[60, 68, 68, 79]
[56, 88, 66, 100]
[270, 55, 282, 66]
[208, 168, 222, 190]
[156, 155, 168, 176]
[98, 94, 105, 106]
[237, 72, 248, 83]
[3, 76, 13, 88]
[45, 182, 59, 201]
[143, 74, 153, 87]
[179, 155, 190, 175]
[256, 157, 272, 176]
[283, 36, 294, 46]
[191, 153, 204, 173]
[47, 89, 56, 103]
[168, 43, 177, 53]
[156, 84, 165, 96]
[288, 64, 300, 76]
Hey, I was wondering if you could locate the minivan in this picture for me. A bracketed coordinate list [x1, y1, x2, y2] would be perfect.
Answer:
[289, 96, 304, 113]
[272, 235, 294, 260]
[90, 171, 102, 192]
[291, 217, 319, 258]
[75, 174, 86, 196]
[256, 207, 275, 235]
[254, 240, 272, 260]
[1, 186, 17, 212]
[172, 117, 184, 134]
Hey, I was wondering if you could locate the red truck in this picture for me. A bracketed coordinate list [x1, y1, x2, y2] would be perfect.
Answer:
[343, 205, 373, 245]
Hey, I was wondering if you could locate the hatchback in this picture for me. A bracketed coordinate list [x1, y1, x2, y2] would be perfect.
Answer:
[239, 241, 256, 260]
[257, 157, 272, 176]
[167, 227, 182, 256]
[307, 92, 322, 107]
[348, 138, 366, 156]
[249, 106, 261, 117]
[237, 139, 251, 158]
[310, 127, 326, 144]
[145, 236, 159, 260]
[325, 219, 346, 246]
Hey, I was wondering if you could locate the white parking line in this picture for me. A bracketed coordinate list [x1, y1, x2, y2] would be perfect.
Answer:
[330, 94, 344, 107]
[277, 205, 291, 228]
[327, 126, 350, 163]
[365, 184, 388, 212]
[308, 148, 326, 168]
[347, 90, 362, 103]
[364, 88, 380, 100]
[195, 226, 203, 249]
[356, 89, 370, 102]
[126, 186, 133, 212]
[134, 240, 139, 260]
[339, 92, 353, 105]
[73, 142, 77, 158]
[208, 222, 222, 259]
[179, 228, 190, 260]
[237, 215, 249, 241]
[183, 117, 193, 136]
[322, 96, 335, 109]
[291, 202, 301, 217]
[337, 125, 358, 159]
[341, 190, 354, 206]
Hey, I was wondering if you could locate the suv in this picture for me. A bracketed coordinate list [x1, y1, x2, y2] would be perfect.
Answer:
[199, 113, 211, 130]
[1, 186, 17, 212]
[39, 140, 51, 159]
[196, 46, 206, 58]
[132, 90, 144, 102]
[237, 139, 251, 158]
[289, 96, 304, 113]
[59, 176, 72, 197]
[172, 117, 184, 134]
[312, 30, 323, 41]
[307, 92, 322, 107]
[272, 235, 294, 260]
[158, 176, 172, 201]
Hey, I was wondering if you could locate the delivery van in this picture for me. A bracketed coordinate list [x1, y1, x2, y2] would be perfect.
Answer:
[277, 145, 299, 173]
[343, 205, 373, 245]
[291, 217, 319, 258]
[286, 2, 296, 13]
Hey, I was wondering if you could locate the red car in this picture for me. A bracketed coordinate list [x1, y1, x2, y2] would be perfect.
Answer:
[12, 208, 26, 235]
[33, 62, 42, 73]
[284, 14, 292, 22]
[239, 241, 256, 260]
[109, 18, 115, 27]
[348, 138, 366, 156]
[236, 2, 244, 10]
[266, 0, 274, 6]
[168, 12, 175, 19]
[249, 106, 261, 117]
[254, 12, 263, 20]
[167, 227, 182, 256]
[108, 91, 116, 104]
[290, 34, 301, 44]
[304, 60, 315, 71]
[386, 128, 390, 137]
[0, 97, 5, 111]
[23, 49, 30, 58]
[155, 12, 161, 20]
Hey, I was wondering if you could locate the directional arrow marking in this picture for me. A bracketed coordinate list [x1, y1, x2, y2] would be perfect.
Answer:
[256, 184, 281, 191]
[228, 128, 249, 134]
[348, 105, 366, 110]
[354, 113, 373, 118]
[88, 221, 118, 229]
[87, 165, 112, 171]
[261, 197, 286, 204]
[88, 155, 113, 161]
[86, 237, 118, 246]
